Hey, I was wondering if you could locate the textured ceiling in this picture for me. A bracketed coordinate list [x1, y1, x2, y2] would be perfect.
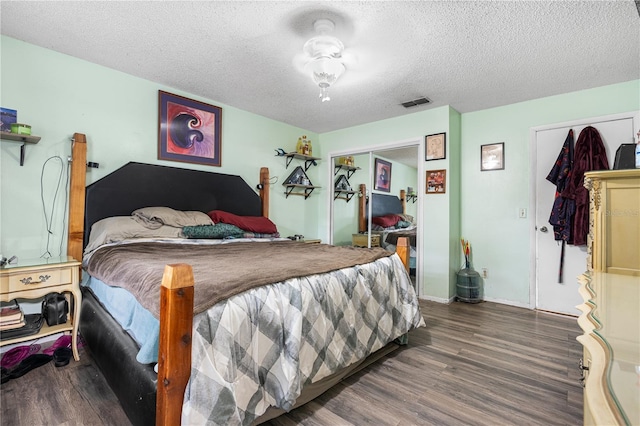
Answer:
[1, 1, 639, 134]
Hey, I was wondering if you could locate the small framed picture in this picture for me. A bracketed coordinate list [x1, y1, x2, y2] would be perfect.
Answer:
[374, 158, 392, 192]
[426, 169, 446, 194]
[158, 90, 222, 166]
[425, 132, 446, 161]
[480, 142, 505, 171]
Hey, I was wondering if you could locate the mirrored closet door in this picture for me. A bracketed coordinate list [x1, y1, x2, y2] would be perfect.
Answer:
[330, 144, 420, 288]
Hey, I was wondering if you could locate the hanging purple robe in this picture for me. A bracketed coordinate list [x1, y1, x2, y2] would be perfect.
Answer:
[547, 129, 575, 244]
[560, 126, 609, 246]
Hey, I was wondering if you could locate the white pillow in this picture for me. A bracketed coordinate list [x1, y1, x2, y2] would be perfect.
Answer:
[132, 206, 213, 228]
[84, 216, 183, 256]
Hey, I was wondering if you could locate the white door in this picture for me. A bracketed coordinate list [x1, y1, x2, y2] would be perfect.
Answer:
[534, 114, 637, 315]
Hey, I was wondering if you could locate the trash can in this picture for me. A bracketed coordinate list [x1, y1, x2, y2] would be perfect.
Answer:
[456, 267, 483, 303]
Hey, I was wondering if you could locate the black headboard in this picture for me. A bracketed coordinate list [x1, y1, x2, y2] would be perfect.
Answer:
[84, 162, 262, 248]
[367, 193, 403, 218]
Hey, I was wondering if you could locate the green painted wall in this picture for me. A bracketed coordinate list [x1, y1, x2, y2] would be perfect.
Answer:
[461, 79, 640, 306]
[2, 35, 638, 308]
[319, 107, 453, 300]
[0, 36, 322, 259]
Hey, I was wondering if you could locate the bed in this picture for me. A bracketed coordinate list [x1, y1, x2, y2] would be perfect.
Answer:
[66, 134, 425, 426]
[357, 185, 418, 273]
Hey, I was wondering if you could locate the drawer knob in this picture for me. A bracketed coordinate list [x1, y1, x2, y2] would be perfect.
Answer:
[20, 274, 51, 285]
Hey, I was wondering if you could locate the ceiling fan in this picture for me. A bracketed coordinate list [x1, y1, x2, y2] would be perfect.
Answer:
[293, 18, 358, 102]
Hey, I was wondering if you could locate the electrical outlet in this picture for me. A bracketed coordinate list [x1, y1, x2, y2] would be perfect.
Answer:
[482, 268, 488, 279]
[518, 208, 527, 218]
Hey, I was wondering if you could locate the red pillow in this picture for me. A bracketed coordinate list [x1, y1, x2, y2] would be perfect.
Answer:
[372, 214, 401, 228]
[207, 210, 278, 234]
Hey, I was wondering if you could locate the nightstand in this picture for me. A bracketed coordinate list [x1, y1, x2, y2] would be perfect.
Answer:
[0, 257, 82, 361]
[352, 233, 380, 248]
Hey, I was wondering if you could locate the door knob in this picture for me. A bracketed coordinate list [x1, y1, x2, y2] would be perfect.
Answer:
[540, 226, 548, 233]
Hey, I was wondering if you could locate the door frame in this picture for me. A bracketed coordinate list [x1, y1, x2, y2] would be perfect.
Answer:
[528, 110, 639, 310]
[326, 136, 424, 296]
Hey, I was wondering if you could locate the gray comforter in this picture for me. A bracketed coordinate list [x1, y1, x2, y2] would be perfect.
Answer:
[84, 240, 392, 318]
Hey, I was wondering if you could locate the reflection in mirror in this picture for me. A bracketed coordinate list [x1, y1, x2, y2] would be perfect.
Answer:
[331, 146, 419, 287]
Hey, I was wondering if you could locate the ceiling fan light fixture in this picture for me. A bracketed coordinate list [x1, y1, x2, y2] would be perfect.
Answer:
[301, 19, 346, 102]
[305, 57, 346, 102]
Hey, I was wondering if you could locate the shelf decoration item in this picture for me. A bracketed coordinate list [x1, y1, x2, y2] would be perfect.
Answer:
[10, 123, 31, 135]
[158, 90, 222, 167]
[334, 174, 351, 191]
[283, 165, 311, 186]
[0, 107, 17, 132]
[296, 135, 313, 156]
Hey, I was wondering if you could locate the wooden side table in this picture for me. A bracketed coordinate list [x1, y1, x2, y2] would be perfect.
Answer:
[0, 257, 82, 361]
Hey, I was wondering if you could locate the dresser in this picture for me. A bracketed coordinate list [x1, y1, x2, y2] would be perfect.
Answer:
[577, 170, 640, 425]
[583, 169, 640, 276]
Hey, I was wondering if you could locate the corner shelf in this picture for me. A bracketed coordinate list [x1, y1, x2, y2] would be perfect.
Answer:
[0, 131, 41, 166]
[285, 152, 321, 171]
[334, 164, 360, 179]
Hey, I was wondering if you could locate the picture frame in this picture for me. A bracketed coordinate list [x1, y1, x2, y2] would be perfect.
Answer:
[283, 166, 311, 186]
[158, 90, 222, 166]
[480, 142, 505, 171]
[374, 158, 392, 192]
[426, 169, 446, 194]
[425, 132, 446, 161]
[334, 174, 352, 191]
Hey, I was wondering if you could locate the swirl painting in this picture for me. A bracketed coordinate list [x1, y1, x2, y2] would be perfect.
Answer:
[158, 91, 222, 166]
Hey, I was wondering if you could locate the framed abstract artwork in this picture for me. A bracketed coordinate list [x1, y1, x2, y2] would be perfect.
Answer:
[425, 132, 446, 161]
[158, 90, 222, 166]
[480, 142, 504, 171]
[374, 158, 392, 192]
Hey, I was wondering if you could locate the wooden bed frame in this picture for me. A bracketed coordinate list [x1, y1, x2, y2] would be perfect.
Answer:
[66, 133, 410, 425]
[357, 184, 410, 271]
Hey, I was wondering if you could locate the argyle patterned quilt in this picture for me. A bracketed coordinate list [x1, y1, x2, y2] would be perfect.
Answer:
[182, 254, 425, 425]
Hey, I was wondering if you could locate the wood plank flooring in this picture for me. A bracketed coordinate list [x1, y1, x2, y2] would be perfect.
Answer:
[1, 300, 583, 425]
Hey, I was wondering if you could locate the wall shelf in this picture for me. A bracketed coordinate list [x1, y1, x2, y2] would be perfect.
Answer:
[0, 131, 41, 166]
[285, 152, 321, 171]
[283, 184, 320, 199]
[334, 190, 358, 202]
[334, 164, 360, 179]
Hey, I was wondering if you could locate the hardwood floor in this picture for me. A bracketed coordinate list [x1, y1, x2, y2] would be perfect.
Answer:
[1, 300, 583, 425]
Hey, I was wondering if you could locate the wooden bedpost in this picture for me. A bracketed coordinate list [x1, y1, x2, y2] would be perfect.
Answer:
[396, 237, 410, 273]
[156, 264, 194, 426]
[400, 189, 406, 214]
[67, 133, 87, 263]
[260, 167, 270, 218]
[358, 184, 367, 233]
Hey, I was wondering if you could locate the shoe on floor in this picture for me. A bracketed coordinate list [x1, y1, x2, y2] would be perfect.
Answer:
[53, 347, 72, 367]
[3, 354, 52, 383]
